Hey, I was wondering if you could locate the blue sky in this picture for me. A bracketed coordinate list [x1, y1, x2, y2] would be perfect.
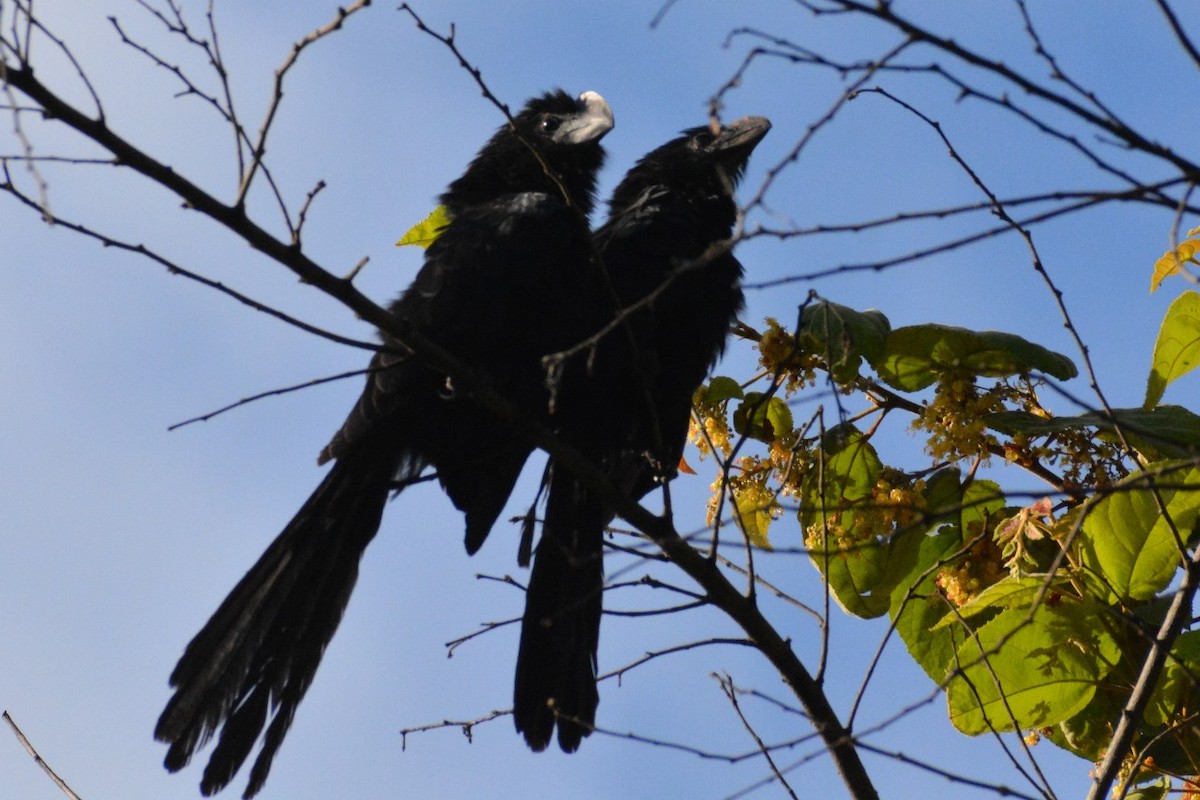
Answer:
[4, 2, 1200, 798]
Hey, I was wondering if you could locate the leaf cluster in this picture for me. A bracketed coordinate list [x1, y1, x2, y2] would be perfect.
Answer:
[689, 283, 1200, 793]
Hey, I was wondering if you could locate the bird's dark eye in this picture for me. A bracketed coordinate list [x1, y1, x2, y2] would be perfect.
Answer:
[539, 116, 561, 134]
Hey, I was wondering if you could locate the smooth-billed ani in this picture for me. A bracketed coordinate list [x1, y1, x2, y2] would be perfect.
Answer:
[156, 90, 614, 798]
[513, 116, 771, 752]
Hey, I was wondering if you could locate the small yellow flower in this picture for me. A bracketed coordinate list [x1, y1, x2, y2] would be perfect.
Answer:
[756, 318, 818, 395]
[689, 412, 733, 459]
[911, 376, 1004, 463]
[935, 533, 1005, 607]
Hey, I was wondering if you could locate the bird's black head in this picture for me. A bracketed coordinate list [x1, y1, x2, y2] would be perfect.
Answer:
[606, 115, 771, 216]
[442, 90, 614, 217]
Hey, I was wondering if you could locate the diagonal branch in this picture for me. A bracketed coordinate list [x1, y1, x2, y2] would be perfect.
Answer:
[717, 672, 800, 800]
[1153, 0, 1200, 71]
[824, 0, 1200, 180]
[1087, 522, 1200, 800]
[3, 711, 82, 800]
[0, 166, 381, 354]
[168, 367, 376, 432]
[4, 63, 396, 330]
[235, 0, 373, 206]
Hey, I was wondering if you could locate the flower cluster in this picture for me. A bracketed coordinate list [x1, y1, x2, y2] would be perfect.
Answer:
[912, 376, 1008, 462]
[804, 471, 927, 555]
[803, 510, 851, 554]
[767, 434, 809, 497]
[935, 528, 1006, 607]
[689, 380, 738, 459]
[757, 317, 819, 395]
[869, 471, 928, 534]
[1039, 427, 1126, 489]
[689, 412, 733, 459]
[705, 457, 783, 549]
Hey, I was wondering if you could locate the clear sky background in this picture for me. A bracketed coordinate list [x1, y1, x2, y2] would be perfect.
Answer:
[4, 2, 1200, 798]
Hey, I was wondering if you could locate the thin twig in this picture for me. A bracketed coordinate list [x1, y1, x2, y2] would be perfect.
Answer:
[855, 741, 1042, 800]
[3, 711, 82, 800]
[236, 0, 373, 207]
[168, 367, 376, 431]
[0, 169, 381, 353]
[399, 709, 508, 747]
[600, 638, 756, 685]
[1153, 0, 1200, 72]
[717, 673, 800, 800]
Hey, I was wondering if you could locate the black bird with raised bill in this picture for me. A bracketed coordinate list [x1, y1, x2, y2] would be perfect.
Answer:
[514, 115, 771, 753]
[155, 89, 613, 798]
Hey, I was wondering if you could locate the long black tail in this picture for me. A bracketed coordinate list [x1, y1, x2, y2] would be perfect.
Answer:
[155, 439, 406, 798]
[513, 463, 606, 752]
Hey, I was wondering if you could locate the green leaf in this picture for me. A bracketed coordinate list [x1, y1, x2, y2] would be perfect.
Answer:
[701, 375, 744, 405]
[890, 523, 963, 676]
[802, 425, 902, 617]
[1078, 464, 1200, 603]
[732, 392, 793, 442]
[889, 470, 1006, 681]
[799, 301, 891, 383]
[799, 426, 882, 534]
[873, 324, 1077, 391]
[1048, 684, 1126, 761]
[932, 576, 1057, 631]
[986, 405, 1200, 460]
[1145, 290, 1200, 409]
[1126, 630, 1200, 774]
[1145, 630, 1200, 729]
[983, 410, 1073, 438]
[396, 205, 452, 248]
[1124, 777, 1169, 800]
[946, 598, 1121, 735]
[801, 425, 883, 614]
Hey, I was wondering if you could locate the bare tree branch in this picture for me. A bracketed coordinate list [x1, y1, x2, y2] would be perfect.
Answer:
[717, 672, 800, 800]
[0, 166, 382, 354]
[3, 711, 82, 800]
[235, 0, 373, 208]
[1087, 525, 1200, 800]
[168, 366, 376, 432]
[854, 741, 1044, 800]
[1153, 0, 1200, 71]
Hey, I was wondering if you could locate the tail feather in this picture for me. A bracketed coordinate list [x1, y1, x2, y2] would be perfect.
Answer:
[156, 441, 407, 798]
[199, 690, 267, 795]
[513, 464, 605, 751]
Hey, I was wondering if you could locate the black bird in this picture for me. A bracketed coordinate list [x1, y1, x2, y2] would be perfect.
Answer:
[155, 90, 614, 798]
[513, 116, 771, 752]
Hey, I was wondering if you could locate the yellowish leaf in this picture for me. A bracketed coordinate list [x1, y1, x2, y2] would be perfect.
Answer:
[396, 205, 452, 249]
[1151, 237, 1200, 292]
[731, 484, 775, 550]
